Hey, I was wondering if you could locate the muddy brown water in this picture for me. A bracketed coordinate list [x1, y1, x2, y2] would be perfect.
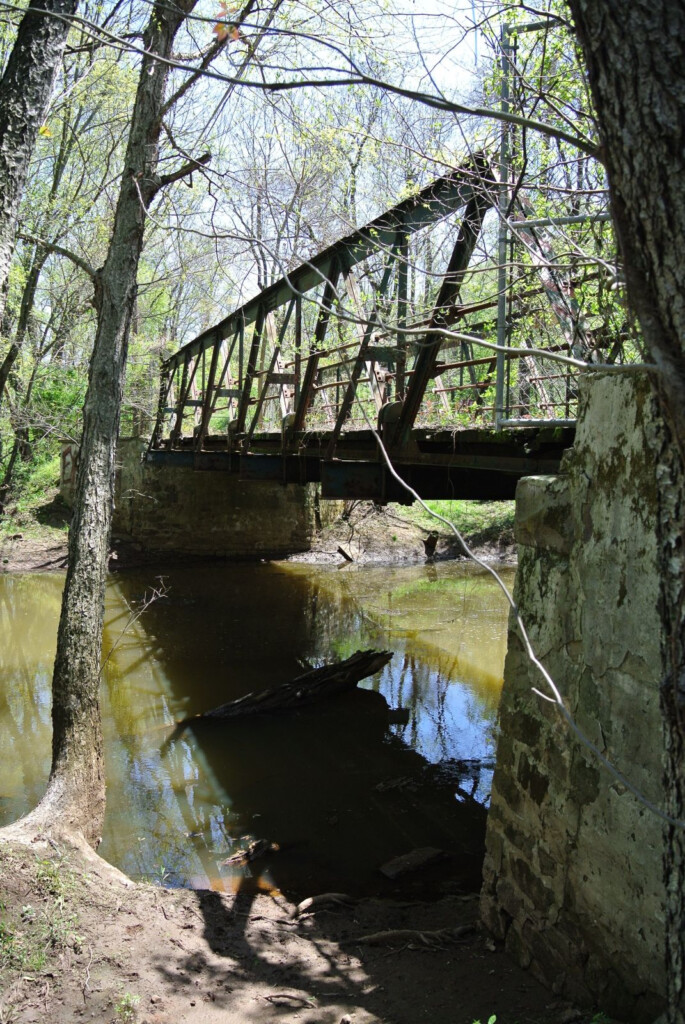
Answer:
[0, 560, 513, 899]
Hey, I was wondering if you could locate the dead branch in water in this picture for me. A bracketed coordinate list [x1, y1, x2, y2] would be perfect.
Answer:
[176, 649, 392, 725]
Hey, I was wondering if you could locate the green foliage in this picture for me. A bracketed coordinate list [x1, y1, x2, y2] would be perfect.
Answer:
[394, 500, 514, 546]
[35, 857, 65, 897]
[0, 910, 48, 973]
[2, 455, 62, 522]
[31, 366, 88, 436]
[114, 992, 140, 1024]
[0, 855, 82, 979]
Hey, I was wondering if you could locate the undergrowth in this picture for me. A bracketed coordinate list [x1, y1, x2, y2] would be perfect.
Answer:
[0, 848, 82, 985]
[392, 499, 515, 547]
[0, 455, 69, 542]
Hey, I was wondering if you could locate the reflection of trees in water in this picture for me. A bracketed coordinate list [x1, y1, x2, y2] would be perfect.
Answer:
[111, 566, 318, 707]
[0, 564, 506, 886]
[298, 577, 368, 663]
[0, 576, 63, 823]
[290, 565, 504, 771]
[372, 653, 499, 767]
[107, 733, 235, 888]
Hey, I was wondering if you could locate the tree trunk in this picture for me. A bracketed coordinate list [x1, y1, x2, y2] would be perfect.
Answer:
[566, 3, 685, 1020]
[0, 0, 78, 328]
[16, 0, 199, 847]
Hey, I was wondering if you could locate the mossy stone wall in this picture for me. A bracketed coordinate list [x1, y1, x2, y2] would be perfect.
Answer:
[109, 440, 330, 559]
[481, 371, 666, 1021]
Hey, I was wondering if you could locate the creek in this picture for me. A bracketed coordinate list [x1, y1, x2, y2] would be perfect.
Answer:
[0, 559, 513, 897]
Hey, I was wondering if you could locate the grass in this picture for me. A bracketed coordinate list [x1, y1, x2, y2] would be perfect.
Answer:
[391, 499, 515, 547]
[114, 992, 140, 1023]
[0, 850, 82, 983]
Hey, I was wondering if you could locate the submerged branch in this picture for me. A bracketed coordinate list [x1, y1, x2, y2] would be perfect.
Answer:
[175, 649, 392, 725]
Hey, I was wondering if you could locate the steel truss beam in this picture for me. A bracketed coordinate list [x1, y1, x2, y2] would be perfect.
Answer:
[149, 154, 495, 453]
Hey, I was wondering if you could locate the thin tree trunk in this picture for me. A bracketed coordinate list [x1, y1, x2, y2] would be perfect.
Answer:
[0, 0, 78, 327]
[566, 3, 685, 1020]
[19, 0, 200, 846]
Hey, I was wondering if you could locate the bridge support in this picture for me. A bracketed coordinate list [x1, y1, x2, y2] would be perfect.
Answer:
[482, 370, 666, 1020]
[108, 439, 337, 560]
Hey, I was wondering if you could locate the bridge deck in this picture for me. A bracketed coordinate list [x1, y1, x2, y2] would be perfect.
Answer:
[147, 423, 575, 502]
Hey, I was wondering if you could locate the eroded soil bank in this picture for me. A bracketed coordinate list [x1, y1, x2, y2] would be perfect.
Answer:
[0, 838, 599, 1024]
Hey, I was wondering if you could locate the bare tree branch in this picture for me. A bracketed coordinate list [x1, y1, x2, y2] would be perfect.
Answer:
[156, 152, 211, 190]
[17, 231, 97, 281]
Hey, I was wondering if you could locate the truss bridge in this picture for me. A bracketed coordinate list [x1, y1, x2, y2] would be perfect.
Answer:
[146, 154, 601, 502]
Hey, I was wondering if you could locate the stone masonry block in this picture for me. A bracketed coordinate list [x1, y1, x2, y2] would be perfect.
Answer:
[514, 475, 574, 553]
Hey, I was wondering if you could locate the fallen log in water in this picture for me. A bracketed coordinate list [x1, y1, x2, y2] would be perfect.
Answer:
[176, 649, 392, 725]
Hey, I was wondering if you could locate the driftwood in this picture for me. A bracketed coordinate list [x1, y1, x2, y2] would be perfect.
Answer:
[177, 649, 392, 725]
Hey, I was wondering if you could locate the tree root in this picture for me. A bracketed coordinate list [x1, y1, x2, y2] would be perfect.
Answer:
[348, 924, 476, 947]
[291, 893, 355, 918]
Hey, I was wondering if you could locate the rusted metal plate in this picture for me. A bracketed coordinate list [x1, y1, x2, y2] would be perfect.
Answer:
[239, 454, 321, 485]
[193, 452, 236, 472]
[320, 461, 412, 504]
[146, 450, 195, 468]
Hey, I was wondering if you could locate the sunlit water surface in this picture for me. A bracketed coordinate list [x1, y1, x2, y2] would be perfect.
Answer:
[0, 560, 513, 896]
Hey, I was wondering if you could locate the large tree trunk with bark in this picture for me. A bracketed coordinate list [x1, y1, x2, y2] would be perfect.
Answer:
[12, 0, 199, 847]
[566, 3, 685, 1020]
[0, 0, 78, 328]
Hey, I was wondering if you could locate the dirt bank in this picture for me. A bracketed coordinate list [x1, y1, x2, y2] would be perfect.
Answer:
[0, 498, 516, 574]
[0, 496, 70, 573]
[289, 501, 516, 567]
[0, 836, 599, 1024]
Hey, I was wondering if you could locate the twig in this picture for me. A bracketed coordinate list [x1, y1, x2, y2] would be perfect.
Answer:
[81, 944, 94, 1003]
[99, 578, 168, 679]
[264, 993, 316, 1008]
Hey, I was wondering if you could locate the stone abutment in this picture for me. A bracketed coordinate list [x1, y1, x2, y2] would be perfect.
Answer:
[482, 370, 667, 1021]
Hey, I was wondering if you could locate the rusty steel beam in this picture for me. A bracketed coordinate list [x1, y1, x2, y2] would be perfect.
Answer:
[290, 261, 341, 432]
[158, 156, 491, 377]
[193, 331, 221, 451]
[390, 164, 496, 449]
[235, 305, 265, 434]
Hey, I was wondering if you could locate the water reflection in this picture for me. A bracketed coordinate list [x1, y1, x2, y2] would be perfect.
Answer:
[0, 560, 513, 896]
[0, 574, 61, 823]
